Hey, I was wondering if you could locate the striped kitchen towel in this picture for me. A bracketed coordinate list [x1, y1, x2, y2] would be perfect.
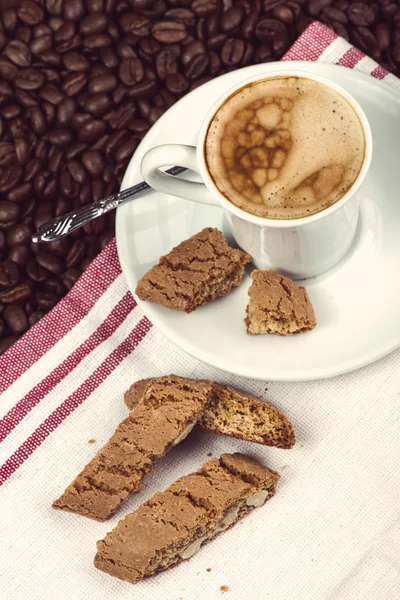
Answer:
[1, 22, 400, 600]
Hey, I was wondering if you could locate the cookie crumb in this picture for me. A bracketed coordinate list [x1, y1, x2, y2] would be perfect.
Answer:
[88, 439, 95, 444]
[207, 452, 213, 457]
[206, 568, 212, 572]
[220, 585, 229, 593]
[281, 464, 289, 469]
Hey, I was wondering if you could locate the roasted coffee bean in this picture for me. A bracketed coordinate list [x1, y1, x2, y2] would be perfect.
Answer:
[88, 73, 117, 93]
[82, 93, 112, 117]
[60, 165, 80, 197]
[272, 4, 295, 25]
[15, 67, 45, 90]
[126, 78, 158, 99]
[120, 13, 151, 37]
[100, 47, 118, 68]
[222, 6, 245, 31]
[0, 336, 18, 355]
[0, 260, 20, 287]
[84, 33, 113, 49]
[65, 240, 85, 268]
[67, 160, 87, 184]
[43, 277, 65, 295]
[8, 183, 32, 204]
[28, 311, 44, 327]
[66, 141, 87, 160]
[5, 40, 32, 67]
[56, 97, 76, 126]
[129, 118, 149, 136]
[152, 21, 187, 43]
[61, 268, 81, 290]
[221, 38, 245, 65]
[0, 317, 5, 337]
[62, 72, 87, 96]
[7, 224, 31, 247]
[165, 72, 189, 94]
[165, 8, 196, 28]
[0, 283, 32, 304]
[119, 57, 144, 85]
[35, 290, 59, 310]
[8, 244, 31, 267]
[77, 119, 107, 142]
[184, 53, 209, 78]
[3, 305, 28, 335]
[192, 0, 217, 17]
[36, 250, 63, 275]
[71, 112, 92, 129]
[80, 12, 108, 35]
[348, 3, 377, 27]
[14, 138, 30, 165]
[0, 201, 20, 224]
[82, 150, 105, 176]
[63, 51, 90, 72]
[375, 23, 390, 52]
[30, 106, 47, 135]
[115, 138, 138, 162]
[44, 128, 74, 146]
[0, 57, 18, 81]
[18, 0, 44, 25]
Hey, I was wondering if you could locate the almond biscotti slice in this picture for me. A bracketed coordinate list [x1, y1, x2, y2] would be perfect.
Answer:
[135, 227, 252, 313]
[53, 377, 213, 521]
[94, 453, 279, 584]
[245, 270, 317, 336]
[124, 376, 295, 449]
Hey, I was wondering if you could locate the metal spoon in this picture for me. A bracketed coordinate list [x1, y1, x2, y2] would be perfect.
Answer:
[31, 166, 186, 243]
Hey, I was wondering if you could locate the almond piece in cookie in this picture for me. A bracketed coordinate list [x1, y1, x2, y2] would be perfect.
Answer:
[245, 270, 316, 336]
[94, 453, 279, 584]
[135, 227, 252, 313]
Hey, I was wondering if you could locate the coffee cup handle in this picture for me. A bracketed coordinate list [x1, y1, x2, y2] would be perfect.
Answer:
[141, 144, 218, 206]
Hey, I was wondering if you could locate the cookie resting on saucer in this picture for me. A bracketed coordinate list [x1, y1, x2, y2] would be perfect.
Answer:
[94, 453, 279, 584]
[124, 376, 295, 449]
[245, 270, 316, 336]
[135, 227, 252, 313]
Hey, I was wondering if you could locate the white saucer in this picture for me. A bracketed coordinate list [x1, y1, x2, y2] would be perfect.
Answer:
[116, 61, 400, 381]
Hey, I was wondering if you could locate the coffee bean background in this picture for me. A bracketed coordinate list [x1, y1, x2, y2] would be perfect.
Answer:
[0, 0, 398, 354]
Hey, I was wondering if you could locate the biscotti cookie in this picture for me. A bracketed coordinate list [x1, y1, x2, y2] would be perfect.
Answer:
[124, 376, 295, 449]
[94, 453, 279, 584]
[135, 227, 252, 313]
[53, 377, 213, 521]
[245, 270, 316, 336]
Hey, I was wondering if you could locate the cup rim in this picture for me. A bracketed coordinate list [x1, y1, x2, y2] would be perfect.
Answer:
[197, 69, 373, 228]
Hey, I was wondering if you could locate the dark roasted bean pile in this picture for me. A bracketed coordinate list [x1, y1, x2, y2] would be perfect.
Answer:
[0, 0, 398, 354]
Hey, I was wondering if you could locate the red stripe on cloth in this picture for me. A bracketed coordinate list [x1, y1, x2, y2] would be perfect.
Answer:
[336, 47, 364, 69]
[0, 316, 152, 486]
[282, 22, 338, 62]
[0, 239, 121, 394]
[371, 65, 389, 80]
[0, 292, 136, 443]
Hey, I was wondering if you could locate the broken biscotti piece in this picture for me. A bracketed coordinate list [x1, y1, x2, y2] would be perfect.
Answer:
[53, 377, 213, 521]
[94, 453, 279, 584]
[124, 376, 295, 449]
[135, 227, 252, 313]
[245, 270, 317, 336]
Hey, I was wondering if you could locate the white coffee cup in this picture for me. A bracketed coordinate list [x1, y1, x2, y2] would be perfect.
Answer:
[141, 70, 372, 279]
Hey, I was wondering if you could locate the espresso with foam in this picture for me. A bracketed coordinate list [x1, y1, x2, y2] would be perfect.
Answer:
[205, 76, 365, 220]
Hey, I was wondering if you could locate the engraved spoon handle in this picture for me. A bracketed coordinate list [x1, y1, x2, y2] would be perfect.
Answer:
[31, 166, 187, 243]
